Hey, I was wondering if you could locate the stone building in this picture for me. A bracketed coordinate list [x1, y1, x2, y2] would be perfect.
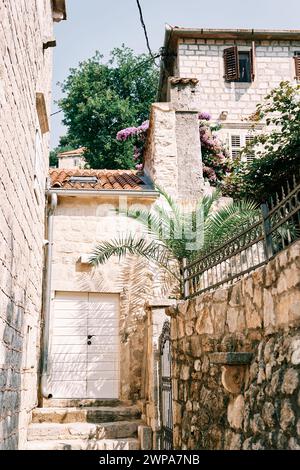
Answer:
[57, 147, 86, 169]
[159, 28, 300, 161]
[0, 0, 66, 449]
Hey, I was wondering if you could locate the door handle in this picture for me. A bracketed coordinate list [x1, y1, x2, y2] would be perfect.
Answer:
[87, 335, 95, 340]
[87, 341, 92, 346]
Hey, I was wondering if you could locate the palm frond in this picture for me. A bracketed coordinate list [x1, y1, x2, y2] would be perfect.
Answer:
[200, 190, 222, 219]
[124, 207, 169, 240]
[117, 255, 154, 320]
[204, 199, 259, 248]
[90, 234, 180, 280]
[155, 185, 181, 223]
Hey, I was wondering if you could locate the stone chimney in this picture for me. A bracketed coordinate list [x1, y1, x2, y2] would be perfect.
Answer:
[143, 78, 203, 203]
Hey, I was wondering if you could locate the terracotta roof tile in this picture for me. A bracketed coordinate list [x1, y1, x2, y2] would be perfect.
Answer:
[58, 147, 86, 158]
[49, 169, 148, 191]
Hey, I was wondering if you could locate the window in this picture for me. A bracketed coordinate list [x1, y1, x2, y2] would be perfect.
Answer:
[245, 136, 255, 163]
[294, 52, 300, 80]
[230, 133, 255, 163]
[238, 52, 251, 83]
[224, 44, 255, 83]
[69, 176, 98, 184]
[231, 135, 242, 159]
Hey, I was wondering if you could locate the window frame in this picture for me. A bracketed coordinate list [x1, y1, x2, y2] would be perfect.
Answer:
[294, 51, 300, 80]
[229, 132, 255, 163]
[237, 51, 252, 83]
[224, 43, 255, 83]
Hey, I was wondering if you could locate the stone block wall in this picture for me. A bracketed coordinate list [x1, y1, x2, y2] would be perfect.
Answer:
[0, 0, 54, 449]
[177, 38, 300, 122]
[169, 241, 300, 450]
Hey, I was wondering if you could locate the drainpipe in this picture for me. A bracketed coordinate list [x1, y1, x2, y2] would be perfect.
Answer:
[41, 192, 57, 398]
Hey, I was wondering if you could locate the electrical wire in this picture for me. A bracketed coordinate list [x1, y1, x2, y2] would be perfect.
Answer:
[135, 0, 159, 67]
[50, 109, 63, 117]
[125, 53, 161, 79]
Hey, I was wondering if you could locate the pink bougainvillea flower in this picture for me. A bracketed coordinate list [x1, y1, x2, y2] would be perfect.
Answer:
[133, 146, 141, 161]
[137, 120, 149, 133]
[135, 163, 143, 171]
[203, 165, 217, 182]
[116, 120, 149, 142]
[198, 111, 212, 121]
[116, 127, 138, 141]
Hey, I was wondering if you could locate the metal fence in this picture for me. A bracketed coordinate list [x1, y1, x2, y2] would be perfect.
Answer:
[183, 177, 300, 299]
[159, 322, 173, 450]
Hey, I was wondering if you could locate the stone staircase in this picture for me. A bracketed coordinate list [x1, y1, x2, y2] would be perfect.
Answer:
[25, 402, 150, 450]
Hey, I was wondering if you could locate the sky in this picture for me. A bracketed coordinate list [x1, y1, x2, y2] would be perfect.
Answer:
[51, 0, 300, 148]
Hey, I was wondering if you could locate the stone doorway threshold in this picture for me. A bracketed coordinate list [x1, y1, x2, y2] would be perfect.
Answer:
[41, 398, 132, 408]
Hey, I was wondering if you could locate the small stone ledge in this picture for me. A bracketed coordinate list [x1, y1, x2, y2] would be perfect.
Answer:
[169, 77, 199, 86]
[145, 299, 177, 309]
[209, 352, 253, 365]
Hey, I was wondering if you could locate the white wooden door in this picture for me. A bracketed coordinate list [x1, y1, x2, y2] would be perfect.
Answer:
[50, 292, 119, 399]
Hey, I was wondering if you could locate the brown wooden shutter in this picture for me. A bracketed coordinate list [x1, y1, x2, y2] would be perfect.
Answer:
[224, 46, 239, 81]
[294, 56, 300, 79]
[250, 41, 256, 81]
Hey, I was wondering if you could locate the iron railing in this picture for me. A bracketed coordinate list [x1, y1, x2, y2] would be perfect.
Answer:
[159, 322, 173, 450]
[183, 177, 300, 298]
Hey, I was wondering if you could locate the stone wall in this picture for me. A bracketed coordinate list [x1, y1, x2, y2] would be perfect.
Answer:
[177, 38, 300, 123]
[0, 0, 58, 449]
[169, 241, 300, 450]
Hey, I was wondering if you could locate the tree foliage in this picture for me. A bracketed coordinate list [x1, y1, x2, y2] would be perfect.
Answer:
[90, 187, 258, 296]
[58, 46, 159, 169]
[224, 81, 300, 201]
[198, 113, 232, 185]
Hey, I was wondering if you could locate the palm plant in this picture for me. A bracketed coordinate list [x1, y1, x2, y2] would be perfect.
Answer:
[90, 187, 258, 296]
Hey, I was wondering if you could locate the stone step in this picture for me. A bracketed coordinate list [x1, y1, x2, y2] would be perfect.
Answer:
[27, 421, 141, 441]
[32, 406, 141, 424]
[26, 438, 140, 451]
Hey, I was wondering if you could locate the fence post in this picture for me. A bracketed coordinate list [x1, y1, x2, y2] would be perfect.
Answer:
[261, 203, 273, 260]
[182, 258, 190, 298]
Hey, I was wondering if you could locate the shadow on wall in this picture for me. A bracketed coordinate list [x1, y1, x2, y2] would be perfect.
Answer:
[77, 255, 176, 400]
[1, 230, 25, 450]
[78, 257, 153, 400]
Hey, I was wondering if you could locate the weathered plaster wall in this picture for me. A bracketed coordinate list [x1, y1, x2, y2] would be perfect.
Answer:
[177, 38, 300, 122]
[0, 0, 54, 449]
[49, 195, 158, 401]
[58, 156, 85, 169]
[170, 241, 300, 450]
